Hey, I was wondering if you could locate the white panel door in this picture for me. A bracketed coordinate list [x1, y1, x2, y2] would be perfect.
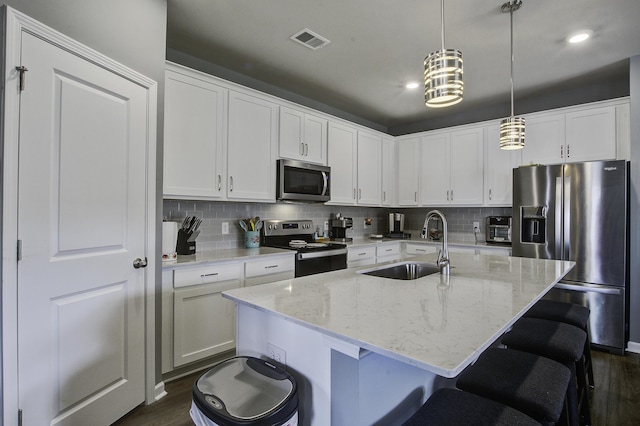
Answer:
[164, 66, 227, 199]
[17, 32, 147, 426]
[397, 138, 420, 206]
[420, 133, 450, 205]
[227, 91, 278, 201]
[327, 121, 357, 205]
[357, 131, 381, 206]
[450, 128, 484, 205]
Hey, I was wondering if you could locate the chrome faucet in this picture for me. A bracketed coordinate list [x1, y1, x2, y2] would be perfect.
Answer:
[423, 210, 450, 275]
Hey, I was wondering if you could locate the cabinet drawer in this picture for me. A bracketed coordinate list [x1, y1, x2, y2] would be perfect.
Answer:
[173, 262, 243, 288]
[348, 246, 376, 262]
[405, 243, 438, 255]
[245, 255, 295, 278]
[376, 243, 400, 257]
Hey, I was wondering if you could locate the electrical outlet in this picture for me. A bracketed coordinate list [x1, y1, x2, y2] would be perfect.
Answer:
[267, 342, 286, 366]
[473, 221, 480, 233]
[222, 222, 229, 234]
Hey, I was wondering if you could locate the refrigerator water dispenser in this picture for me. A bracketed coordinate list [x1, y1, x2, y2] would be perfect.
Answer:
[521, 206, 547, 244]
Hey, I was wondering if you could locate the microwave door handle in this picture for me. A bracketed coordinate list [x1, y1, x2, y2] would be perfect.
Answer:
[321, 171, 328, 196]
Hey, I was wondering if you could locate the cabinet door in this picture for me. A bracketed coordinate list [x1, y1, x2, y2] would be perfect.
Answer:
[173, 280, 241, 367]
[485, 125, 521, 206]
[420, 133, 450, 205]
[304, 113, 328, 164]
[450, 128, 484, 205]
[381, 138, 395, 206]
[357, 131, 382, 206]
[279, 106, 305, 160]
[565, 105, 616, 162]
[397, 138, 421, 206]
[327, 121, 357, 205]
[164, 66, 226, 199]
[521, 113, 565, 165]
[227, 91, 278, 201]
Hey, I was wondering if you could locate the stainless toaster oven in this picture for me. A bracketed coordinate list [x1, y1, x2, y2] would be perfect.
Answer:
[485, 216, 512, 244]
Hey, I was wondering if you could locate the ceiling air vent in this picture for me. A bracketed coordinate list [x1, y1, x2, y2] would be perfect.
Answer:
[290, 28, 330, 50]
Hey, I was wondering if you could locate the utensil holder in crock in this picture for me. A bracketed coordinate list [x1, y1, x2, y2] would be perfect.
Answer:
[244, 231, 260, 248]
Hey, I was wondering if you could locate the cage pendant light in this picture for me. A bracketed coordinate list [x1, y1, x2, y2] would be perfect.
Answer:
[500, 0, 525, 150]
[424, 0, 463, 108]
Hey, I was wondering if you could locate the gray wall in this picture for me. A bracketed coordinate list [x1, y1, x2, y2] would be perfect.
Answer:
[629, 56, 640, 345]
[3, 0, 168, 386]
[163, 200, 512, 250]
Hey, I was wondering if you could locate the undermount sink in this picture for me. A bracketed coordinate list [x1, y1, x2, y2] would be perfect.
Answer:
[358, 262, 441, 280]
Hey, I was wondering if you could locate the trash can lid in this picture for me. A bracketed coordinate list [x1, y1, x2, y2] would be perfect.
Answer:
[195, 356, 296, 421]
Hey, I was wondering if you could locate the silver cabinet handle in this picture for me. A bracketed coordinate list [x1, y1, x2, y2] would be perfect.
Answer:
[353, 188, 356, 199]
[304, 143, 309, 156]
[201, 273, 219, 277]
[358, 188, 362, 199]
[560, 145, 564, 158]
[489, 188, 492, 200]
[133, 257, 148, 269]
[414, 192, 417, 202]
[446, 190, 449, 201]
[230, 176, 233, 191]
[217, 175, 222, 191]
[264, 264, 279, 269]
[300, 142, 304, 156]
[567, 144, 570, 158]
[450, 190, 453, 201]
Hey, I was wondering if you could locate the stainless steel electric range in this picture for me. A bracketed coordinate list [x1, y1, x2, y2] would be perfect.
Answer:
[261, 219, 347, 277]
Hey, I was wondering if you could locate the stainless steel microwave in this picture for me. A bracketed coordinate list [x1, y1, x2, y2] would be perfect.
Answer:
[277, 159, 331, 203]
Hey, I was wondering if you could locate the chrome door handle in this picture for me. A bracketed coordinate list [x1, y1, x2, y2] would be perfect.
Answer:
[133, 257, 148, 269]
[217, 174, 222, 191]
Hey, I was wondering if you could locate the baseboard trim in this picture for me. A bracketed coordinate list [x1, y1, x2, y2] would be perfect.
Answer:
[626, 341, 640, 354]
[153, 381, 168, 404]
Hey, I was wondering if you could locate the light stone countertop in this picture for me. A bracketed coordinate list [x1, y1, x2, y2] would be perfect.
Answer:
[162, 246, 293, 269]
[223, 252, 575, 377]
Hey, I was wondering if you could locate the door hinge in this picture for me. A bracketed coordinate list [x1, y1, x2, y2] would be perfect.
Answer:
[16, 66, 28, 91]
[18, 409, 23, 426]
[17, 239, 22, 261]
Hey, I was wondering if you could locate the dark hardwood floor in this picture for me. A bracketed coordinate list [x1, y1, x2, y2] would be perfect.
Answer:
[113, 350, 640, 425]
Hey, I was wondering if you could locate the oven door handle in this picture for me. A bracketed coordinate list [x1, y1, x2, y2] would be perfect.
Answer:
[298, 248, 348, 260]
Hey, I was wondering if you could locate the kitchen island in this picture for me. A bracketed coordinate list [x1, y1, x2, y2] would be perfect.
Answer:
[223, 252, 575, 425]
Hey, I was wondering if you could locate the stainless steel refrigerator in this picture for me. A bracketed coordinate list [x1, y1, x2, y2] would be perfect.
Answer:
[512, 160, 629, 354]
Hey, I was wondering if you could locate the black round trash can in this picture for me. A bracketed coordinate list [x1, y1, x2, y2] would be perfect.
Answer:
[190, 356, 298, 426]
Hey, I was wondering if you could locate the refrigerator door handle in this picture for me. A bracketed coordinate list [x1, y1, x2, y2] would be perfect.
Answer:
[555, 282, 623, 295]
[564, 175, 571, 261]
[555, 177, 563, 257]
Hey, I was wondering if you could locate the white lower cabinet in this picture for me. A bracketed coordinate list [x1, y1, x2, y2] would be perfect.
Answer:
[348, 246, 376, 267]
[172, 262, 243, 368]
[376, 243, 401, 263]
[244, 254, 295, 287]
[405, 243, 438, 256]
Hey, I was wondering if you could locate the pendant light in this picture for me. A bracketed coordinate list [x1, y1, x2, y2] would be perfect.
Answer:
[500, 0, 525, 150]
[424, 0, 463, 108]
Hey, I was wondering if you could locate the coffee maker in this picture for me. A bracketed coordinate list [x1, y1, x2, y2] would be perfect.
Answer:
[385, 213, 411, 239]
[331, 216, 353, 242]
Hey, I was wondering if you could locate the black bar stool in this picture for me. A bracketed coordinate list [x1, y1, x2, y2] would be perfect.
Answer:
[502, 317, 591, 426]
[402, 388, 542, 426]
[456, 348, 572, 426]
[524, 299, 595, 388]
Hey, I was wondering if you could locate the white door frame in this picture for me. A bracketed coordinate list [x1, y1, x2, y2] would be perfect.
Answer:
[1, 6, 159, 424]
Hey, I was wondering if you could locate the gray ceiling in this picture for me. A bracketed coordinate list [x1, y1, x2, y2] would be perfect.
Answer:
[166, 0, 640, 133]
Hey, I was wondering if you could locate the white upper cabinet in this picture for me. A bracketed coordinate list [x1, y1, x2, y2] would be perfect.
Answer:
[485, 124, 521, 206]
[227, 91, 278, 201]
[421, 128, 484, 206]
[279, 106, 327, 164]
[381, 137, 395, 206]
[164, 65, 227, 199]
[397, 137, 421, 206]
[327, 121, 358, 205]
[564, 105, 616, 162]
[357, 131, 382, 206]
[521, 103, 617, 165]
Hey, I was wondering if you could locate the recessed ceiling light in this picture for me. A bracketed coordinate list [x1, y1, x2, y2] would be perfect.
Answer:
[406, 82, 420, 89]
[568, 31, 592, 44]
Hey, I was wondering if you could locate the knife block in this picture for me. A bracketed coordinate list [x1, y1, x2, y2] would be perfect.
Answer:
[176, 229, 196, 255]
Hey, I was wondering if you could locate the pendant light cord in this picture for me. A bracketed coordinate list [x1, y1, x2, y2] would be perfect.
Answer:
[509, 4, 514, 118]
[440, 0, 446, 50]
